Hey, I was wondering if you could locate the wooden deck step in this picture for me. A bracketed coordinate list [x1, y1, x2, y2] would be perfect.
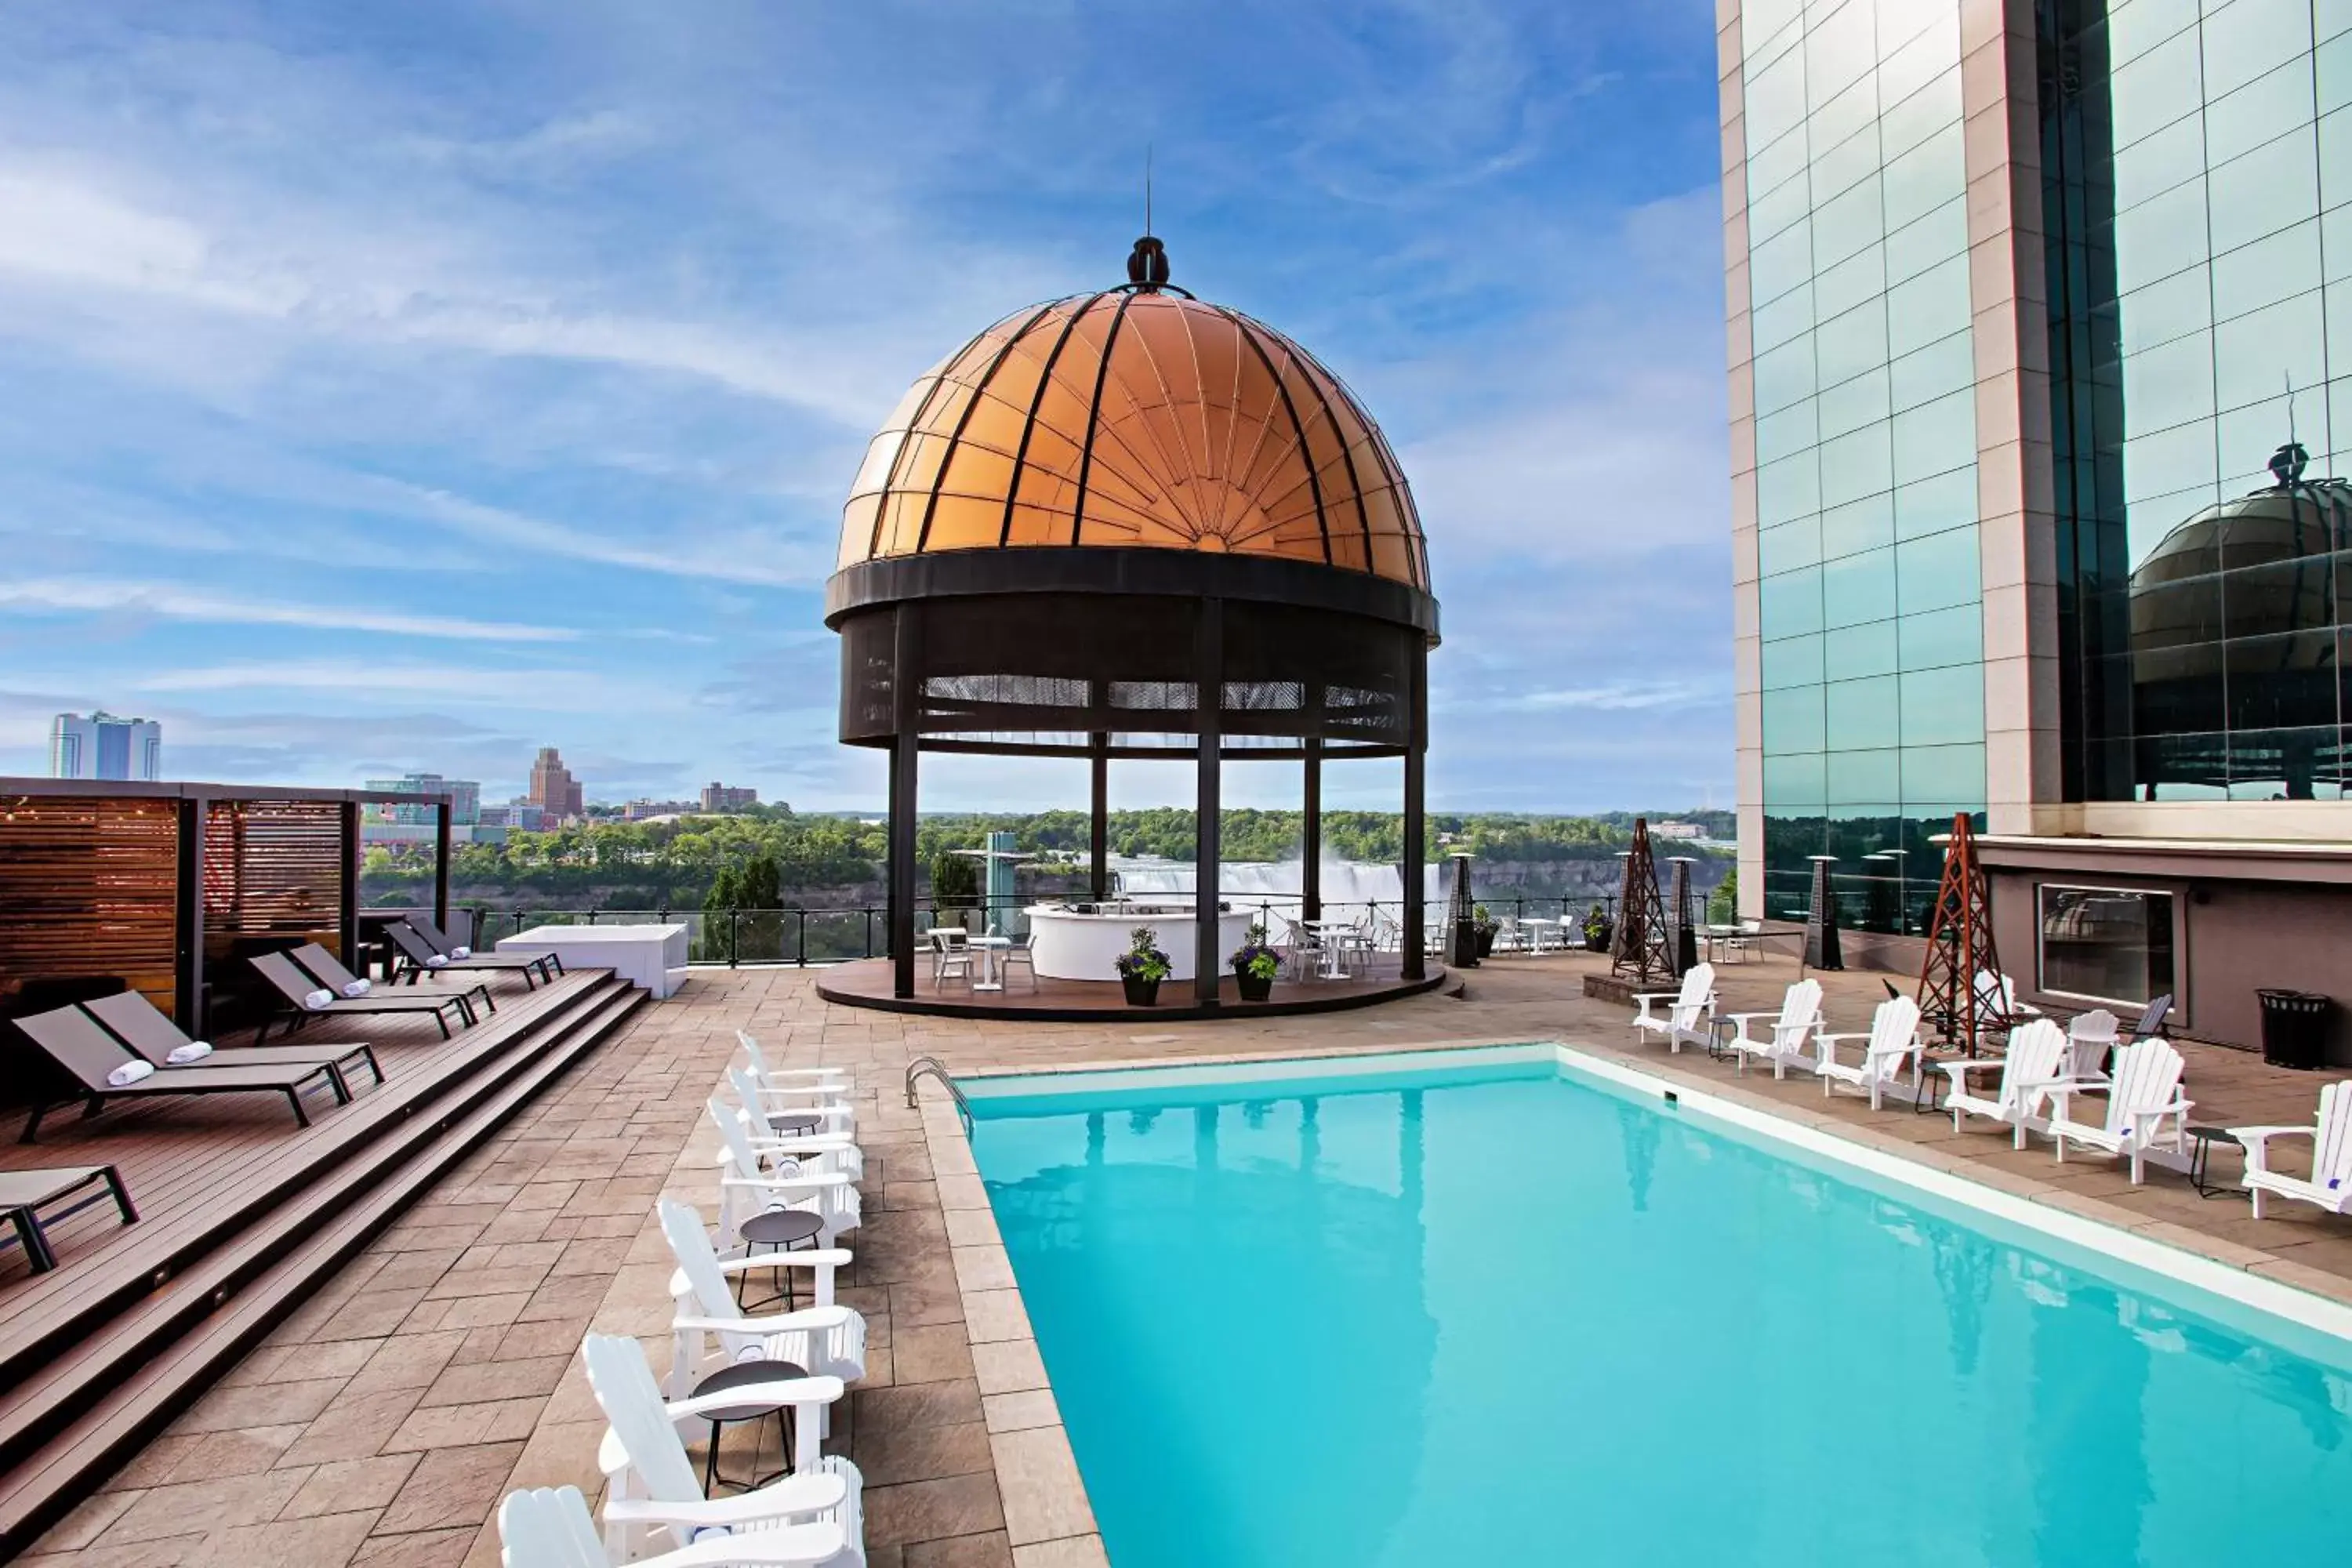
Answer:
[0, 973, 646, 1558]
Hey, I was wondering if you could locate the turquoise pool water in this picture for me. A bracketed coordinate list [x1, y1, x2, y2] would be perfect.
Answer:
[967, 1049, 2352, 1568]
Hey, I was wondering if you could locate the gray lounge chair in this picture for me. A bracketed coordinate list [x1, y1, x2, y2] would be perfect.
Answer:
[249, 949, 476, 1043]
[13, 1005, 350, 1143]
[409, 913, 545, 976]
[0, 1165, 136, 1272]
[291, 941, 493, 1022]
[385, 920, 555, 989]
[83, 989, 383, 1091]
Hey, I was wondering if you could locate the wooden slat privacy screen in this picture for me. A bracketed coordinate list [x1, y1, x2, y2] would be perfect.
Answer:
[0, 797, 180, 1014]
[201, 800, 347, 958]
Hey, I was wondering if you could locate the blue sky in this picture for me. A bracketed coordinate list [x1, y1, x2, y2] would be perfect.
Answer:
[0, 0, 1732, 813]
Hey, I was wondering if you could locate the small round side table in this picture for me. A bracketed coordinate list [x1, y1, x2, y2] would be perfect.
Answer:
[690, 1356, 808, 1493]
[738, 1207, 826, 1311]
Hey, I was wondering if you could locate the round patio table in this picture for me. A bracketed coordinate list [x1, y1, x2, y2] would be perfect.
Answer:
[768, 1110, 823, 1138]
[689, 1356, 807, 1493]
[737, 1207, 826, 1311]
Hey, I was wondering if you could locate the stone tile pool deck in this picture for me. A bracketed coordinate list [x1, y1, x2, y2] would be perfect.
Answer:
[25, 953, 2352, 1566]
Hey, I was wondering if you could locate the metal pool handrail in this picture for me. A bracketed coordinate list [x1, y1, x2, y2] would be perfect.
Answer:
[906, 1056, 973, 1136]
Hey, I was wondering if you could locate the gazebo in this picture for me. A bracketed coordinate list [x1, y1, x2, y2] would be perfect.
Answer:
[823, 234, 1440, 1012]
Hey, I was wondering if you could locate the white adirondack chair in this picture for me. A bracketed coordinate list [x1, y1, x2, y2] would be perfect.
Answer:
[727, 1069, 862, 1181]
[1940, 1018, 2069, 1148]
[658, 1199, 866, 1407]
[2063, 1008, 2119, 1081]
[1972, 971, 2043, 1033]
[711, 1100, 862, 1253]
[2234, 1080, 2352, 1219]
[1814, 994, 1922, 1109]
[499, 1483, 848, 1568]
[1723, 978, 1824, 1078]
[2046, 1036, 2193, 1184]
[580, 1334, 864, 1566]
[1630, 963, 1716, 1054]
[737, 1034, 857, 1136]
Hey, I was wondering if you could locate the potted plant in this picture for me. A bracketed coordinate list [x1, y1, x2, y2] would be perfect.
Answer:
[1230, 921, 1279, 1003]
[1116, 925, 1171, 1006]
[1472, 905, 1497, 960]
[1582, 902, 1613, 953]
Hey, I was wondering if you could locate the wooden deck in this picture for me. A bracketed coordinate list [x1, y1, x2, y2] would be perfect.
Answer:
[0, 967, 649, 1555]
[815, 954, 1450, 1020]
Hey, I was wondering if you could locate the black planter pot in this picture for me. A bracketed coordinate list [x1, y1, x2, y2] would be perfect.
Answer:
[1585, 927, 1611, 953]
[1234, 964, 1274, 1003]
[1475, 929, 1497, 959]
[1121, 974, 1162, 1007]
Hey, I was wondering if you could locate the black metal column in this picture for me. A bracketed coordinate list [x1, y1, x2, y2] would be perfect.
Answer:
[890, 607, 924, 1000]
[338, 799, 361, 969]
[1194, 597, 1224, 1007]
[433, 802, 452, 933]
[1401, 641, 1427, 980]
[174, 795, 206, 1037]
[1089, 741, 1109, 902]
[1301, 736, 1323, 924]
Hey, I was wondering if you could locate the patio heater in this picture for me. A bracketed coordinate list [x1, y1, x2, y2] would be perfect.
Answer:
[1666, 856, 1699, 975]
[1804, 855, 1844, 971]
[1446, 851, 1479, 967]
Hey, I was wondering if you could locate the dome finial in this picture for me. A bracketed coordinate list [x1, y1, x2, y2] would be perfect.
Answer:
[1127, 145, 1168, 289]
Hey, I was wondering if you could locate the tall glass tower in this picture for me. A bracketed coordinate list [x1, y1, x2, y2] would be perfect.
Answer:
[1719, 0, 2352, 1061]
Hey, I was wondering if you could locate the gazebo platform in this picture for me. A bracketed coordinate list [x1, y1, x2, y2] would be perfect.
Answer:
[816, 956, 1451, 1022]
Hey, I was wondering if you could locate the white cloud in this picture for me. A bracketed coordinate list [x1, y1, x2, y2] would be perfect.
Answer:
[0, 576, 583, 642]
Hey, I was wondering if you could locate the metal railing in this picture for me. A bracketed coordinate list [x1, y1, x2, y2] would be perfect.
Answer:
[905, 1055, 973, 1136]
[422, 887, 1735, 969]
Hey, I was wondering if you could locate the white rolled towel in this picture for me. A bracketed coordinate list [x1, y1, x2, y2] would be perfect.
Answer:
[303, 987, 336, 1011]
[166, 1041, 214, 1065]
[423, 954, 448, 970]
[107, 1059, 157, 1087]
[341, 978, 372, 997]
[449, 946, 470, 959]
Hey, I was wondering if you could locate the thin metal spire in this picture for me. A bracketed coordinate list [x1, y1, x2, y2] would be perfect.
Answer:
[1145, 144, 1153, 235]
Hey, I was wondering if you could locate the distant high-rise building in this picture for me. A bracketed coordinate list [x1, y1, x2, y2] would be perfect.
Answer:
[49, 712, 162, 781]
[527, 747, 585, 819]
[362, 773, 481, 826]
[700, 782, 758, 812]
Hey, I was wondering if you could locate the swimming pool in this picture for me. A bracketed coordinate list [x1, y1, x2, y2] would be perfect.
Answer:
[965, 1045, 2352, 1567]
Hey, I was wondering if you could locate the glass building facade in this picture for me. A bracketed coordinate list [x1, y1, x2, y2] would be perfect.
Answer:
[2042, 0, 2352, 804]
[1737, 0, 1989, 925]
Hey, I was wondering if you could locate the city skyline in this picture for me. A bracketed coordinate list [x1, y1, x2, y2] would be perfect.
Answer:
[0, 1, 1733, 813]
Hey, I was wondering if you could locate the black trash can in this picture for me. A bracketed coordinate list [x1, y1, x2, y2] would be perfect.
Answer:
[2256, 989, 2332, 1069]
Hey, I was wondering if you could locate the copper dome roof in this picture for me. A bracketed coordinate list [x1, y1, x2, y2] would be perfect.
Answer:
[837, 257, 1428, 590]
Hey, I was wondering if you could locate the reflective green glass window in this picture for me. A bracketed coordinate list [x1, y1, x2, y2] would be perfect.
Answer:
[2110, 24, 2203, 149]
[1878, 19, 1958, 107]
[1749, 122, 1811, 196]
[1806, 0, 1876, 107]
[1889, 330, 1974, 412]
[1820, 365, 1892, 439]
[1756, 397, 1820, 463]
[1753, 285, 1816, 357]
[1761, 684, 1827, 753]
[1763, 750, 1828, 808]
[1892, 390, 1974, 484]
[1750, 169, 1814, 243]
[1748, 47, 1809, 147]
[1759, 514, 1824, 575]
[1754, 333, 1817, 414]
[1823, 546, 1897, 628]
[1824, 618, 1900, 679]
[1761, 566, 1825, 638]
[1814, 178, 1886, 270]
[2321, 0, 2352, 47]
[1820, 492, 1894, 560]
[1874, 0, 1940, 56]
[2219, 395, 2309, 488]
[1886, 256, 1971, 356]
[1886, 196, 1968, 284]
[1751, 218, 1817, 307]
[2320, 28, 2352, 115]
[2107, 0, 2198, 67]
[1762, 631, 1824, 690]
[2114, 114, 2206, 210]
[1814, 245, 1886, 321]
[2321, 107, 2352, 210]
[1819, 423, 1894, 507]
[2207, 56, 2316, 167]
[1810, 77, 1878, 165]
[1879, 67, 1962, 161]
[1896, 526, 1981, 614]
[2209, 132, 2319, 255]
[2213, 291, 2325, 410]
[1900, 742, 1987, 800]
[1898, 602, 1983, 669]
[2202, 0, 2314, 101]
[2117, 266, 2212, 353]
[1826, 673, 1901, 749]
[1811, 122, 1882, 206]
[1895, 466, 1977, 539]
[2124, 420, 2220, 502]
[2112, 177, 2210, 292]
[1900, 664, 1986, 746]
[2328, 210, 2352, 280]
[2120, 329, 2216, 434]
[1884, 123, 1964, 232]
[1815, 299, 1890, 385]
[1828, 747, 1902, 804]
[1759, 450, 1823, 526]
